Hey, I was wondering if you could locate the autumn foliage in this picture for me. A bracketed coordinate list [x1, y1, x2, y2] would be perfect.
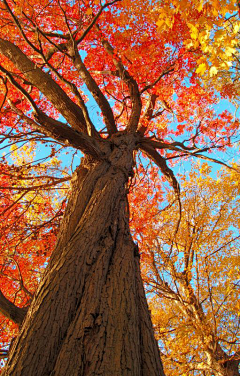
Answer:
[0, 0, 239, 374]
[136, 164, 240, 375]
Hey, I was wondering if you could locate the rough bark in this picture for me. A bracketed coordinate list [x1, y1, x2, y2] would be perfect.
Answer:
[222, 359, 240, 376]
[207, 345, 240, 376]
[3, 134, 164, 376]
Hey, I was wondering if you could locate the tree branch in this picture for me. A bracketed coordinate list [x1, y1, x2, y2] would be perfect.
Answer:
[72, 49, 117, 135]
[138, 94, 157, 135]
[0, 289, 27, 325]
[142, 138, 240, 173]
[0, 350, 8, 360]
[141, 66, 175, 94]
[139, 143, 180, 197]
[0, 38, 86, 132]
[8, 102, 104, 159]
[97, 27, 142, 132]
[76, 0, 122, 44]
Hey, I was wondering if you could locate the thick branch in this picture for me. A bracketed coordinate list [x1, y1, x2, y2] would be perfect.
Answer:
[138, 94, 157, 135]
[98, 29, 142, 132]
[35, 111, 104, 159]
[0, 47, 98, 139]
[140, 143, 180, 197]
[0, 290, 27, 325]
[0, 38, 86, 132]
[72, 50, 117, 135]
[8, 102, 104, 159]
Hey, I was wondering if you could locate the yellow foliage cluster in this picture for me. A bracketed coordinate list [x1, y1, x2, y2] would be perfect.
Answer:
[157, 0, 240, 87]
[143, 162, 240, 375]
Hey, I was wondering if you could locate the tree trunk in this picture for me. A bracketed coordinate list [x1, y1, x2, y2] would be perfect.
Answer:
[3, 136, 164, 376]
[222, 360, 240, 376]
[208, 345, 240, 376]
[210, 359, 240, 376]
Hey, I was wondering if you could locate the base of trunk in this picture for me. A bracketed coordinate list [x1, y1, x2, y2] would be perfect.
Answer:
[51, 219, 162, 376]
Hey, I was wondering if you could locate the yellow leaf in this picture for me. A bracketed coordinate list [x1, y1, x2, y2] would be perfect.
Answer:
[156, 19, 165, 29]
[196, 63, 207, 75]
[165, 17, 174, 28]
[209, 66, 218, 77]
[212, 7, 219, 16]
[225, 46, 236, 57]
[187, 23, 199, 40]
[234, 23, 240, 34]
[197, 1, 203, 12]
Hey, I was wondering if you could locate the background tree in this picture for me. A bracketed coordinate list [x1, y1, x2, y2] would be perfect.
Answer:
[0, 0, 239, 375]
[143, 164, 240, 376]
[156, 0, 240, 99]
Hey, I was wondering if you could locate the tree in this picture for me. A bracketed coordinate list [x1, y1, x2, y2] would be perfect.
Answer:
[0, 0, 239, 375]
[143, 164, 240, 376]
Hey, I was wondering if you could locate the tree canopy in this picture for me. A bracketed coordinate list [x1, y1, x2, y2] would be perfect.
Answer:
[0, 0, 239, 374]
[141, 164, 240, 375]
